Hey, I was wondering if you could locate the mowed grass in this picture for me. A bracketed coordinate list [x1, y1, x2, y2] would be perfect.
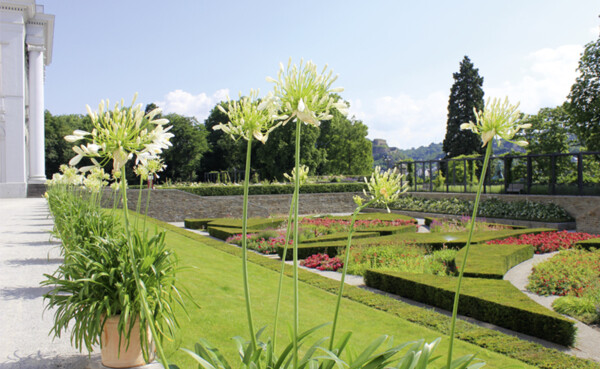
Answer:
[140, 218, 536, 368]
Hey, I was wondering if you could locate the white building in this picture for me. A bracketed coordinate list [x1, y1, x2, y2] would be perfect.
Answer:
[0, 0, 54, 197]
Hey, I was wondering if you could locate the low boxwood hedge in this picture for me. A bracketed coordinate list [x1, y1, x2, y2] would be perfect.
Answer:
[176, 183, 366, 196]
[207, 217, 284, 230]
[424, 216, 527, 230]
[355, 224, 417, 235]
[575, 237, 600, 250]
[455, 244, 534, 279]
[207, 226, 244, 241]
[140, 214, 600, 369]
[300, 231, 380, 244]
[184, 218, 215, 230]
[364, 270, 576, 346]
[323, 212, 416, 223]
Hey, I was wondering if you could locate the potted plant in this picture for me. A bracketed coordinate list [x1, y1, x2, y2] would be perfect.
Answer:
[43, 96, 187, 368]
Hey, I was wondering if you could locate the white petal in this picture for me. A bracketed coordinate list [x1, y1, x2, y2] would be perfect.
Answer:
[298, 98, 306, 112]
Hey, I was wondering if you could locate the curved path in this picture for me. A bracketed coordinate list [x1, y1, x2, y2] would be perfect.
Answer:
[503, 251, 600, 362]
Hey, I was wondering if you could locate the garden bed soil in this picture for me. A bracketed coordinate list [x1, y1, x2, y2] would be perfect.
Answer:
[363, 208, 576, 231]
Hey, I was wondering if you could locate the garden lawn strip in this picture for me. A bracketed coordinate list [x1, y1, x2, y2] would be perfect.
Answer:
[455, 244, 534, 279]
[138, 213, 600, 369]
[300, 231, 380, 243]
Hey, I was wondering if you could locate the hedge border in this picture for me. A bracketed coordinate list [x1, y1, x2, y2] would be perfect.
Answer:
[176, 183, 367, 196]
[364, 270, 576, 346]
[137, 213, 600, 369]
[455, 244, 534, 279]
[576, 238, 600, 250]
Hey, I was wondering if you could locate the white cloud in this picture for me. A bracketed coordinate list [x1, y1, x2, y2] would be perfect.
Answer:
[487, 45, 583, 113]
[590, 26, 599, 37]
[348, 92, 447, 150]
[156, 89, 230, 123]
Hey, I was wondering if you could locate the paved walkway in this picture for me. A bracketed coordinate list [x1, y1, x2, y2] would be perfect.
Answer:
[0, 198, 160, 369]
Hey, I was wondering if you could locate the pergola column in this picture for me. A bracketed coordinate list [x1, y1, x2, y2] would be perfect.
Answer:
[27, 44, 46, 184]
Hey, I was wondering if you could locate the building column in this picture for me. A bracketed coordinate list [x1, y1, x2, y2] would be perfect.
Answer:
[27, 44, 46, 184]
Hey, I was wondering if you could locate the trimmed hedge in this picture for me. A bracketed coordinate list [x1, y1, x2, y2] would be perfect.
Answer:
[184, 218, 215, 230]
[455, 244, 534, 279]
[424, 216, 526, 230]
[207, 226, 245, 241]
[355, 224, 417, 235]
[300, 231, 380, 244]
[576, 237, 600, 250]
[138, 213, 600, 369]
[185, 217, 284, 231]
[323, 212, 416, 223]
[364, 270, 576, 346]
[207, 218, 284, 230]
[176, 183, 366, 196]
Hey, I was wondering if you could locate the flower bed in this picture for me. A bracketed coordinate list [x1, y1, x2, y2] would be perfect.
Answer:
[487, 231, 597, 253]
[301, 253, 343, 271]
[528, 249, 600, 297]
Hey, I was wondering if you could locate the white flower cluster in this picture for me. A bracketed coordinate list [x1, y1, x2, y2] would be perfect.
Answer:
[65, 94, 173, 174]
[359, 166, 407, 212]
[266, 58, 348, 127]
[283, 165, 309, 185]
[460, 97, 530, 147]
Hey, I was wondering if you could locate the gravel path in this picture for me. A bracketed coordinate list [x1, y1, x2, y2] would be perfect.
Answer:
[0, 198, 161, 369]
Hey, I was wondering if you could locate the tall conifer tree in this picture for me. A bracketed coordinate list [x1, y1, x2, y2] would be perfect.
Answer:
[443, 56, 484, 158]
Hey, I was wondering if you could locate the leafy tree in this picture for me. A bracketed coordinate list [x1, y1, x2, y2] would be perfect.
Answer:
[255, 121, 325, 180]
[45, 111, 92, 178]
[523, 106, 571, 155]
[202, 102, 248, 175]
[316, 108, 373, 175]
[442, 56, 484, 158]
[160, 113, 209, 182]
[567, 33, 600, 151]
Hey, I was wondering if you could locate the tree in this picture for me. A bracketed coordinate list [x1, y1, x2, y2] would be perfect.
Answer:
[160, 113, 209, 182]
[202, 102, 248, 174]
[255, 121, 325, 180]
[316, 108, 373, 175]
[45, 111, 92, 178]
[523, 106, 572, 155]
[567, 34, 600, 151]
[442, 56, 484, 158]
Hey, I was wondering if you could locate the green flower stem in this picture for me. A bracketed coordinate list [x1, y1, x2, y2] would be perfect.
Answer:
[446, 143, 493, 368]
[272, 189, 298, 351]
[329, 199, 374, 350]
[242, 135, 257, 350]
[119, 168, 170, 369]
[292, 120, 302, 369]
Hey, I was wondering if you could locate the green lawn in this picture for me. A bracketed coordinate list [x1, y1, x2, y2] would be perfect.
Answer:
[146, 219, 537, 368]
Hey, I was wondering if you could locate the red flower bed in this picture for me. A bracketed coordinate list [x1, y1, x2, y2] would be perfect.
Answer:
[301, 253, 343, 271]
[487, 231, 597, 254]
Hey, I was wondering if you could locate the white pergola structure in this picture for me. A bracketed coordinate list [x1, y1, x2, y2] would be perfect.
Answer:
[0, 0, 54, 197]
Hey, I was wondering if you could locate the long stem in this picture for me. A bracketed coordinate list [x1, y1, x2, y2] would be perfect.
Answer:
[329, 199, 374, 350]
[292, 120, 302, 369]
[120, 168, 170, 369]
[242, 136, 257, 350]
[272, 189, 297, 351]
[446, 143, 493, 368]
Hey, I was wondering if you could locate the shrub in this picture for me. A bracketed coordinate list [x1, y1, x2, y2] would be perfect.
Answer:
[176, 182, 367, 196]
[488, 231, 597, 254]
[364, 270, 576, 346]
[383, 195, 574, 222]
[552, 294, 600, 325]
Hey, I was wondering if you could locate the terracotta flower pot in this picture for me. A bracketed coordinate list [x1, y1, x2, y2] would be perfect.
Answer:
[101, 315, 155, 368]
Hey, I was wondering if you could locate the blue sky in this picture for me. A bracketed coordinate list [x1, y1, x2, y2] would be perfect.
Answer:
[42, 0, 599, 149]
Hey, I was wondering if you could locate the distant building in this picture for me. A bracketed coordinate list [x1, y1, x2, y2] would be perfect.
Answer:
[0, 0, 54, 197]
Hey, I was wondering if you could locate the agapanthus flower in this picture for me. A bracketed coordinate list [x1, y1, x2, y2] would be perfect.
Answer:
[83, 167, 110, 192]
[266, 58, 348, 127]
[213, 89, 280, 143]
[363, 166, 407, 212]
[283, 165, 309, 185]
[65, 94, 173, 174]
[134, 158, 166, 180]
[47, 164, 84, 186]
[460, 97, 530, 147]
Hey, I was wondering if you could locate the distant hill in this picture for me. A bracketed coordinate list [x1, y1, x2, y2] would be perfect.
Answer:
[371, 139, 525, 166]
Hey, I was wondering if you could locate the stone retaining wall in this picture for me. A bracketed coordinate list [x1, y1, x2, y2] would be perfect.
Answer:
[122, 189, 360, 223]
[118, 189, 600, 234]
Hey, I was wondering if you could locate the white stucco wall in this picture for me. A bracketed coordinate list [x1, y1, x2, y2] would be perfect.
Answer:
[0, 1, 53, 197]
